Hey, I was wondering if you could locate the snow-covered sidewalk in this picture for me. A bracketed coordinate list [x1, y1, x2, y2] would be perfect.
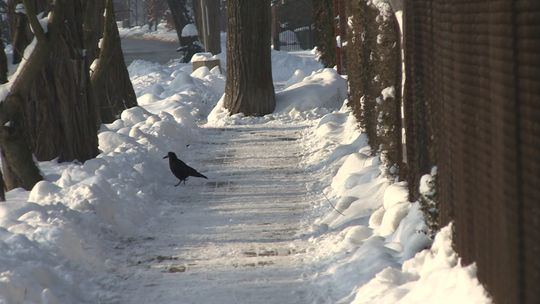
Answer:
[114, 122, 317, 303]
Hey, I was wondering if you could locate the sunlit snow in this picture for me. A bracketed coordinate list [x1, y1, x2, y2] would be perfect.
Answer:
[0, 32, 491, 303]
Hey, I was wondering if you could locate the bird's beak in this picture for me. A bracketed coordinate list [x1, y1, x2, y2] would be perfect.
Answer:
[163, 155, 169, 159]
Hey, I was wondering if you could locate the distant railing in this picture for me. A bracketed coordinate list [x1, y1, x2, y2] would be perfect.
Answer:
[271, 1, 315, 52]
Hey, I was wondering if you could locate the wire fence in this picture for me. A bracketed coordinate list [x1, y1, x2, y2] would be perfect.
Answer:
[403, 1, 540, 303]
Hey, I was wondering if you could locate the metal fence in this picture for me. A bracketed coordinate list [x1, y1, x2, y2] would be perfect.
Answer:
[403, 1, 540, 303]
[271, 0, 315, 51]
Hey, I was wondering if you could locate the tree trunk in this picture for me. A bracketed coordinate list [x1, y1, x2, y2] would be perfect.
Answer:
[83, 0, 106, 64]
[167, 0, 192, 44]
[0, 30, 7, 84]
[224, 0, 275, 116]
[12, 12, 32, 64]
[1, 0, 99, 168]
[0, 164, 5, 201]
[21, 0, 99, 162]
[0, 95, 43, 190]
[91, 0, 138, 123]
[0, 0, 53, 190]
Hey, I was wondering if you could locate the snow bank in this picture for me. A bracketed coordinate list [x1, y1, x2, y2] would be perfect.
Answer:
[276, 68, 347, 113]
[128, 58, 225, 121]
[353, 225, 492, 304]
[208, 67, 345, 126]
[0, 56, 224, 302]
[272, 49, 322, 83]
[301, 105, 491, 303]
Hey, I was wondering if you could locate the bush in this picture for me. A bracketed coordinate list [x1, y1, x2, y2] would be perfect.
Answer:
[419, 167, 439, 238]
[312, 0, 335, 67]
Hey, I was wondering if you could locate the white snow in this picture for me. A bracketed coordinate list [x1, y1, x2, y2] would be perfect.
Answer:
[190, 52, 215, 62]
[118, 23, 179, 43]
[0, 31, 491, 304]
[181, 23, 198, 37]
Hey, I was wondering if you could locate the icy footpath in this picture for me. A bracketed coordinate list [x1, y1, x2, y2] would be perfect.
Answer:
[0, 48, 490, 303]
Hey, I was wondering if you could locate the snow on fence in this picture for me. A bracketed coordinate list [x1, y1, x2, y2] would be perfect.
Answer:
[403, 1, 540, 303]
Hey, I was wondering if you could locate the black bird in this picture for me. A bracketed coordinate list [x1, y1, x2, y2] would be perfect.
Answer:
[163, 152, 207, 186]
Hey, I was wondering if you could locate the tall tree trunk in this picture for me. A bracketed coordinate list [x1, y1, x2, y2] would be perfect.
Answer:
[167, 0, 192, 44]
[224, 0, 275, 116]
[0, 0, 98, 192]
[20, 0, 99, 162]
[0, 0, 52, 190]
[91, 0, 138, 123]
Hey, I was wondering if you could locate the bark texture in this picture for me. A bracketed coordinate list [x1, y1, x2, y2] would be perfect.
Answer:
[224, 0, 275, 116]
[12, 12, 32, 64]
[83, 0, 106, 64]
[21, 0, 99, 162]
[91, 0, 138, 123]
[0, 0, 103, 190]
[0, 96, 42, 190]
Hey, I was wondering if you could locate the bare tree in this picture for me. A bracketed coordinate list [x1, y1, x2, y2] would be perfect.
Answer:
[224, 0, 275, 116]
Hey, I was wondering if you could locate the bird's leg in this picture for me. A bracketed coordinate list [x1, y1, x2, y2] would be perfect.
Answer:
[175, 180, 182, 187]
[183, 177, 188, 185]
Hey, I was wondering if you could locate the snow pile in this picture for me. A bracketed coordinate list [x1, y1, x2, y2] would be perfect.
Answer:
[300, 105, 491, 303]
[118, 22, 178, 42]
[276, 68, 347, 114]
[272, 49, 322, 83]
[207, 67, 345, 126]
[0, 57, 225, 302]
[352, 225, 492, 303]
[181, 23, 198, 37]
[128, 59, 225, 120]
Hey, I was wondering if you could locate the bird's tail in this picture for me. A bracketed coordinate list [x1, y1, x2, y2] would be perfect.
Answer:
[195, 171, 208, 179]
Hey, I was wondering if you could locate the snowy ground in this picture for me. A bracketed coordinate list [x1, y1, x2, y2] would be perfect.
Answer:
[0, 36, 491, 303]
[118, 23, 179, 43]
